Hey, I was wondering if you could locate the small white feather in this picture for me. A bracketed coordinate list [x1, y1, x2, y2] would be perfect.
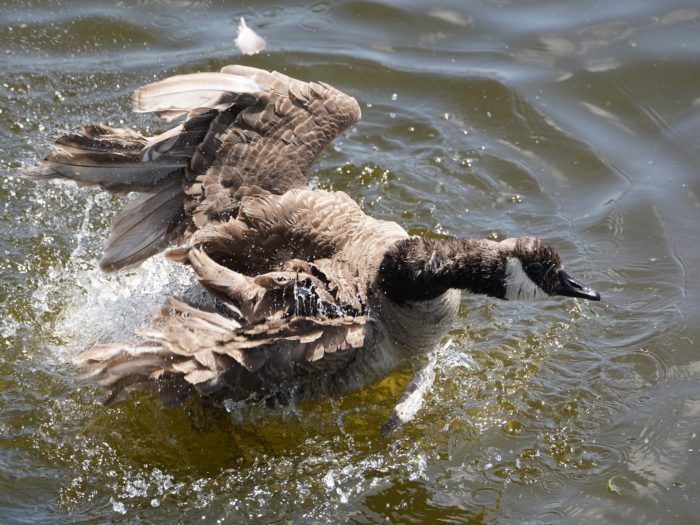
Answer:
[235, 17, 266, 56]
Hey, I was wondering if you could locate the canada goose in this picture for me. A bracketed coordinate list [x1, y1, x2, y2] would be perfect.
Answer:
[29, 65, 600, 429]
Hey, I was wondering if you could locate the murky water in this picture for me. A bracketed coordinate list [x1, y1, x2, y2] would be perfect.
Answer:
[2, 0, 700, 523]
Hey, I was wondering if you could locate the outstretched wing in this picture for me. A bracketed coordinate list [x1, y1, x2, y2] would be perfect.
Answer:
[28, 65, 361, 271]
[134, 64, 362, 226]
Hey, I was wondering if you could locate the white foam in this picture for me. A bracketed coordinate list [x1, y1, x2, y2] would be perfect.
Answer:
[51, 254, 205, 360]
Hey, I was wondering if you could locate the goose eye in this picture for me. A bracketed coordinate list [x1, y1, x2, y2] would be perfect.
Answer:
[525, 262, 544, 279]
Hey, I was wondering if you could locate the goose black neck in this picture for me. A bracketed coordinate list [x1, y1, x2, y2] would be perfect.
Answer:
[378, 237, 508, 303]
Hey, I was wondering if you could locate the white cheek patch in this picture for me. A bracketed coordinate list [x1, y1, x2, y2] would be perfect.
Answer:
[504, 257, 548, 300]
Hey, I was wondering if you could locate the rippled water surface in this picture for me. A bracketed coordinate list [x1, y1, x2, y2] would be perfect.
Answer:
[2, 0, 700, 523]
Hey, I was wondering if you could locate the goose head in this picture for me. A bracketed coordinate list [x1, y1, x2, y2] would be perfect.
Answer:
[499, 237, 600, 301]
[379, 236, 601, 303]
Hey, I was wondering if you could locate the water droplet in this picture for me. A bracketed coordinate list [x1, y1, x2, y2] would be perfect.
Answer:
[110, 498, 127, 515]
[390, 93, 398, 101]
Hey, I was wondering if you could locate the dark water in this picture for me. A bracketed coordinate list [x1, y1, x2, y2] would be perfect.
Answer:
[2, 0, 700, 523]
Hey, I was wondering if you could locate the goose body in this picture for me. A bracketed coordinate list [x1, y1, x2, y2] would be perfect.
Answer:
[30, 65, 600, 415]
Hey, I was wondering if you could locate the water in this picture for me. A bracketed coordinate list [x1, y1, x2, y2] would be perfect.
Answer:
[2, 0, 699, 523]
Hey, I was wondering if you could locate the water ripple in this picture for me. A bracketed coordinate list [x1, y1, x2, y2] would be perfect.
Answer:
[2, 0, 700, 523]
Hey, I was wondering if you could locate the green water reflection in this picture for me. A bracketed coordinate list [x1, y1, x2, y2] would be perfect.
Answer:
[1, 0, 699, 523]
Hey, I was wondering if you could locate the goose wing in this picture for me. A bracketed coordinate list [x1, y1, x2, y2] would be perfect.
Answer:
[134, 65, 362, 225]
[77, 247, 376, 406]
[29, 66, 361, 271]
[77, 260, 377, 406]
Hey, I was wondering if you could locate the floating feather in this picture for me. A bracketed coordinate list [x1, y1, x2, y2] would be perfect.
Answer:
[235, 17, 266, 56]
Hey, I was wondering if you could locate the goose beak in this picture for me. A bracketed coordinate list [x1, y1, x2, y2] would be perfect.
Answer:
[555, 267, 600, 301]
